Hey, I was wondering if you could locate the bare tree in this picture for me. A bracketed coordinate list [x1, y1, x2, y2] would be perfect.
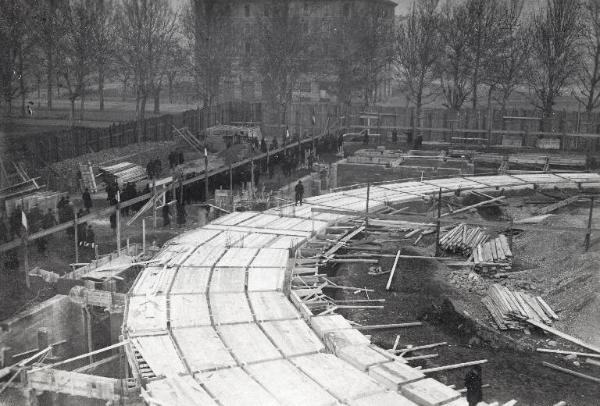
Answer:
[0, 1, 33, 116]
[464, 0, 503, 110]
[528, 0, 582, 121]
[89, 0, 116, 112]
[31, 0, 65, 110]
[438, 2, 473, 111]
[482, 0, 529, 111]
[396, 0, 442, 133]
[116, 0, 177, 140]
[57, 0, 95, 123]
[577, 0, 600, 112]
[182, 0, 233, 108]
[253, 0, 315, 126]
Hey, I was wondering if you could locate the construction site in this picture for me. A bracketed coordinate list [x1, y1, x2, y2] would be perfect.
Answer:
[1, 102, 599, 406]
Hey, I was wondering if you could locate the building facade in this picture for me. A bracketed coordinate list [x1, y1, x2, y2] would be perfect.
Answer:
[213, 0, 397, 104]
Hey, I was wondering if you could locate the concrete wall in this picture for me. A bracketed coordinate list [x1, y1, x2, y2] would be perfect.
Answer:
[0, 295, 86, 365]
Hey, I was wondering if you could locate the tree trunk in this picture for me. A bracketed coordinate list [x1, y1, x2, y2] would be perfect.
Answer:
[80, 88, 85, 121]
[19, 46, 25, 117]
[70, 98, 75, 127]
[99, 65, 105, 111]
[153, 89, 160, 114]
[37, 74, 41, 108]
[47, 52, 53, 109]
[137, 94, 147, 143]
[168, 76, 174, 104]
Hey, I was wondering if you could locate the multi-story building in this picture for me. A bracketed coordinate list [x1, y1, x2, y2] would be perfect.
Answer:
[215, 0, 397, 104]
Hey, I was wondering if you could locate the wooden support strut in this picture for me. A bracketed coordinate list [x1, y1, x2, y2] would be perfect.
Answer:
[385, 249, 401, 291]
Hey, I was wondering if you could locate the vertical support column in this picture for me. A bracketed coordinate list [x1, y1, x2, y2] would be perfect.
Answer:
[204, 153, 209, 203]
[152, 179, 157, 229]
[584, 196, 594, 251]
[84, 306, 93, 364]
[22, 234, 30, 289]
[116, 191, 121, 256]
[250, 159, 255, 198]
[142, 218, 146, 253]
[73, 206, 79, 264]
[229, 164, 234, 210]
[365, 182, 371, 228]
[435, 188, 442, 257]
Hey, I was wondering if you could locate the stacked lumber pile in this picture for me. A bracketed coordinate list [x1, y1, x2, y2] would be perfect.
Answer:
[482, 284, 558, 330]
[471, 234, 512, 272]
[439, 224, 488, 255]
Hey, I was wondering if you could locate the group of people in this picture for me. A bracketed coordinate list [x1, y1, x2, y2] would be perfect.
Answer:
[361, 128, 424, 149]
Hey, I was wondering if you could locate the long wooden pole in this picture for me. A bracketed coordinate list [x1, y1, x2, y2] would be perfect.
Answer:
[73, 207, 79, 264]
[116, 191, 121, 255]
[142, 218, 146, 253]
[421, 359, 488, 374]
[584, 196, 594, 251]
[365, 182, 371, 227]
[22, 234, 29, 289]
[152, 179, 157, 229]
[543, 361, 600, 383]
[537, 348, 600, 359]
[204, 153, 209, 202]
[354, 322, 422, 331]
[435, 188, 442, 256]
[385, 249, 401, 291]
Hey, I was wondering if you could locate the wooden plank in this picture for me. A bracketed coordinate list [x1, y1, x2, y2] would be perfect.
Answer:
[542, 361, 600, 383]
[440, 196, 505, 217]
[536, 296, 559, 320]
[385, 250, 402, 291]
[171, 327, 235, 372]
[291, 353, 384, 403]
[218, 323, 281, 364]
[354, 322, 422, 331]
[537, 348, 600, 359]
[368, 360, 425, 390]
[199, 367, 281, 406]
[535, 195, 579, 215]
[527, 319, 600, 353]
[27, 369, 121, 401]
[261, 319, 325, 357]
[246, 359, 338, 406]
[420, 359, 488, 374]
[401, 378, 461, 406]
[248, 292, 299, 321]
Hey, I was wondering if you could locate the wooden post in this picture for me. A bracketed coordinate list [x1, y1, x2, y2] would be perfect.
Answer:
[508, 216, 514, 251]
[73, 206, 79, 264]
[435, 188, 442, 256]
[142, 219, 146, 253]
[116, 191, 121, 256]
[22, 234, 30, 289]
[229, 164, 234, 210]
[152, 179, 157, 229]
[365, 182, 371, 227]
[250, 159, 255, 198]
[584, 196, 594, 251]
[204, 153, 209, 203]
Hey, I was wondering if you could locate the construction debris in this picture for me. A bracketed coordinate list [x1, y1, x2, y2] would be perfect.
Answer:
[439, 223, 489, 255]
[471, 234, 513, 272]
[482, 284, 558, 330]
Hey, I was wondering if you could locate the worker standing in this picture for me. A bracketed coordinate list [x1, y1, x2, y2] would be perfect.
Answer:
[464, 365, 483, 406]
[294, 179, 304, 206]
[82, 188, 92, 213]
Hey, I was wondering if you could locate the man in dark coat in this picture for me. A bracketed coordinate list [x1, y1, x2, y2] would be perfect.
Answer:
[294, 180, 304, 206]
[82, 188, 92, 213]
[392, 128, 398, 143]
[465, 365, 483, 406]
[162, 203, 171, 227]
[260, 138, 267, 153]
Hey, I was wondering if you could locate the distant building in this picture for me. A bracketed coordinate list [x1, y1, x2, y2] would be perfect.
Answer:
[213, 0, 397, 104]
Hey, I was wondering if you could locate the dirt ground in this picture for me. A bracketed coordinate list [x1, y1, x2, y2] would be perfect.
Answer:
[331, 191, 600, 405]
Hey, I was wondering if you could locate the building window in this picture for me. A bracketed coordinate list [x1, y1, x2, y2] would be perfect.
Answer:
[245, 41, 251, 55]
[264, 5, 269, 16]
[304, 2, 310, 16]
[343, 3, 350, 17]
[244, 4, 250, 17]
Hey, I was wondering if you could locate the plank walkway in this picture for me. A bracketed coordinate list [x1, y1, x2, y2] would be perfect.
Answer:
[124, 172, 600, 406]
